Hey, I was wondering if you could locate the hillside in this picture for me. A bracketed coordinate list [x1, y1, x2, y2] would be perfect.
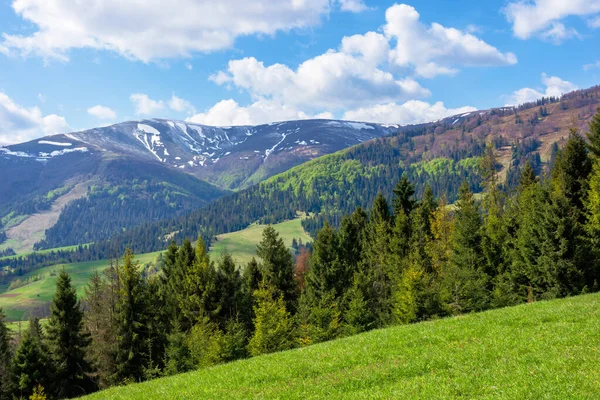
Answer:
[76, 86, 600, 255]
[0, 119, 396, 252]
[83, 293, 600, 399]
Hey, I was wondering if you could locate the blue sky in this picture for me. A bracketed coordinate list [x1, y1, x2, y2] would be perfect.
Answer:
[0, 0, 599, 144]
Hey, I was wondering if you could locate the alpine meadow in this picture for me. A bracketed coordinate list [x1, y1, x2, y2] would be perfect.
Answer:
[1, 1, 600, 399]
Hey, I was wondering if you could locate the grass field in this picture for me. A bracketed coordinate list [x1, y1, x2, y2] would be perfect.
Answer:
[210, 218, 312, 266]
[0, 244, 89, 261]
[84, 293, 600, 399]
[0, 252, 160, 321]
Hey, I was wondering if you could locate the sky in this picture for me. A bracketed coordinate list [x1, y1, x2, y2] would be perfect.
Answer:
[0, 0, 599, 144]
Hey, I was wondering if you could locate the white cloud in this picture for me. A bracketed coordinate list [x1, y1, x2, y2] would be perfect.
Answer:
[186, 99, 334, 126]
[130, 93, 164, 115]
[583, 60, 600, 71]
[0, 0, 331, 62]
[384, 4, 517, 78]
[338, 0, 369, 13]
[168, 95, 196, 114]
[37, 93, 45, 103]
[185, 62, 193, 71]
[590, 16, 600, 28]
[504, 0, 600, 42]
[214, 54, 429, 111]
[87, 104, 116, 120]
[343, 101, 476, 125]
[506, 73, 578, 105]
[0, 92, 70, 144]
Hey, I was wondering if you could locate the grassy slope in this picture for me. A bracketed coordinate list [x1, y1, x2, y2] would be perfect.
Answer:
[0, 252, 160, 321]
[85, 293, 600, 400]
[210, 218, 312, 266]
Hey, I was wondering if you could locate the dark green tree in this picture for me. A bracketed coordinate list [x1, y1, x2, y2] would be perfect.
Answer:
[45, 270, 96, 398]
[586, 107, 600, 158]
[392, 175, 416, 217]
[0, 308, 11, 399]
[11, 318, 50, 399]
[113, 249, 148, 383]
[256, 226, 297, 313]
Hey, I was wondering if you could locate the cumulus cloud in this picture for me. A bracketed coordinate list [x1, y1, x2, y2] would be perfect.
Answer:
[130, 93, 164, 115]
[504, 0, 600, 42]
[0, 92, 70, 144]
[343, 101, 476, 125]
[338, 0, 369, 13]
[186, 99, 334, 126]
[168, 95, 196, 114]
[0, 0, 331, 62]
[506, 73, 578, 106]
[384, 4, 517, 77]
[213, 55, 429, 111]
[87, 104, 116, 120]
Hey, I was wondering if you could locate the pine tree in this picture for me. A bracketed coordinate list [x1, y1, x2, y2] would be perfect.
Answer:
[519, 160, 537, 189]
[11, 319, 50, 399]
[187, 317, 223, 368]
[256, 226, 297, 313]
[45, 270, 96, 398]
[585, 161, 600, 283]
[0, 308, 12, 399]
[392, 176, 416, 217]
[113, 249, 148, 383]
[309, 222, 345, 296]
[586, 107, 600, 158]
[342, 274, 372, 336]
[247, 283, 295, 356]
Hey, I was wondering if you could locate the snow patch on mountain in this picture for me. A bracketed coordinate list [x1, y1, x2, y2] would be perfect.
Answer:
[38, 140, 72, 147]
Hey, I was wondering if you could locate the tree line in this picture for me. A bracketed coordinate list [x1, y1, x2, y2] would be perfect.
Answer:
[1, 111, 599, 399]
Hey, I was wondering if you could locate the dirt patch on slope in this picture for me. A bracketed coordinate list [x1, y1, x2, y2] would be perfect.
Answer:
[5, 182, 89, 253]
[0, 293, 20, 298]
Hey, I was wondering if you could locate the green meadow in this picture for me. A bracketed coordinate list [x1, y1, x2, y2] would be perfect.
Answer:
[83, 292, 600, 399]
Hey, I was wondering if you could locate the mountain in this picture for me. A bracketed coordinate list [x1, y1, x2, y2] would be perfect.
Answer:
[0, 119, 397, 253]
[55, 85, 598, 256]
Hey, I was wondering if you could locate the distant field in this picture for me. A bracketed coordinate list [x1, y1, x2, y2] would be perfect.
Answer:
[0, 219, 310, 322]
[0, 252, 160, 321]
[210, 218, 312, 266]
[84, 293, 600, 400]
[0, 244, 90, 261]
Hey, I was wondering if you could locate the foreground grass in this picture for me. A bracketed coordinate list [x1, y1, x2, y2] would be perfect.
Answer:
[210, 218, 312, 266]
[0, 252, 160, 321]
[84, 293, 600, 399]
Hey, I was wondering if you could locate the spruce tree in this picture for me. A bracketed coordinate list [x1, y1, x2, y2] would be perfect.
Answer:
[11, 319, 50, 399]
[0, 308, 11, 399]
[114, 249, 148, 383]
[519, 160, 537, 189]
[247, 283, 295, 356]
[45, 270, 96, 398]
[392, 175, 416, 217]
[585, 161, 600, 283]
[164, 321, 193, 376]
[587, 107, 600, 158]
[256, 226, 297, 313]
[216, 252, 243, 327]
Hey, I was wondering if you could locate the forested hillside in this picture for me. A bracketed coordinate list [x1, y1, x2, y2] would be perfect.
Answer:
[1, 111, 599, 398]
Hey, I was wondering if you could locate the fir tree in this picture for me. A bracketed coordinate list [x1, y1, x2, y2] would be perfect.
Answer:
[114, 249, 148, 383]
[392, 175, 416, 217]
[11, 319, 50, 399]
[163, 321, 192, 376]
[215, 252, 243, 327]
[519, 160, 537, 189]
[256, 226, 297, 313]
[0, 308, 11, 399]
[247, 283, 295, 356]
[586, 108, 600, 158]
[45, 270, 96, 398]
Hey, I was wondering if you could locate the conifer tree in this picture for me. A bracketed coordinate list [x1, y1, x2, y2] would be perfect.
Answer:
[45, 270, 96, 398]
[247, 283, 295, 356]
[179, 238, 219, 326]
[114, 249, 148, 383]
[0, 308, 11, 399]
[256, 227, 297, 313]
[519, 160, 537, 189]
[216, 252, 243, 327]
[342, 274, 373, 336]
[586, 108, 600, 158]
[164, 321, 193, 376]
[11, 319, 50, 399]
[392, 176, 416, 217]
[585, 161, 600, 282]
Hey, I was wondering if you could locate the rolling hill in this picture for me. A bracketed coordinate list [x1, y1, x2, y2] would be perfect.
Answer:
[82, 292, 600, 399]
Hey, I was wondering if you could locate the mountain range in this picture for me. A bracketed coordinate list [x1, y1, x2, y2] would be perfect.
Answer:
[1, 85, 599, 255]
